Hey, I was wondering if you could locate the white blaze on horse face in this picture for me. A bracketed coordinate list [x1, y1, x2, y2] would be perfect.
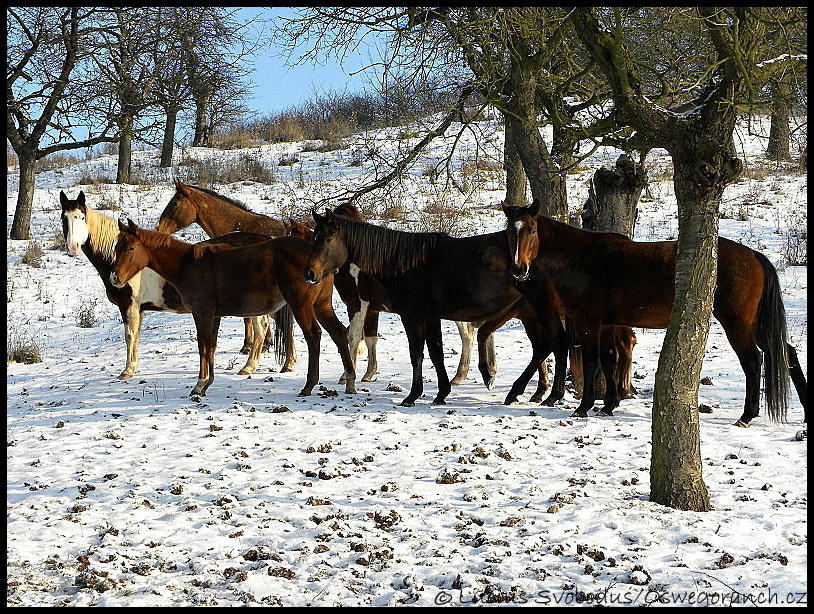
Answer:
[64, 210, 89, 256]
[512, 220, 524, 266]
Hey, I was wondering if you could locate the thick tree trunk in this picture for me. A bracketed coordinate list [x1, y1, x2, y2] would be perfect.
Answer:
[160, 108, 179, 168]
[116, 117, 133, 184]
[649, 147, 741, 512]
[503, 112, 527, 206]
[10, 151, 37, 240]
[765, 79, 791, 161]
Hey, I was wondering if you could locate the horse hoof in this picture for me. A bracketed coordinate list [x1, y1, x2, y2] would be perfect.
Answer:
[239, 348, 250, 355]
[361, 375, 377, 383]
[571, 410, 589, 418]
[118, 373, 134, 380]
[400, 399, 416, 407]
[599, 409, 614, 417]
[281, 367, 295, 373]
[237, 369, 250, 376]
[432, 398, 447, 405]
[504, 395, 518, 406]
[734, 419, 750, 428]
[484, 376, 496, 390]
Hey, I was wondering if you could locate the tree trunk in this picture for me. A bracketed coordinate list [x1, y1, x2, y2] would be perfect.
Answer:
[116, 117, 133, 184]
[192, 93, 212, 147]
[765, 79, 791, 161]
[503, 111, 527, 206]
[10, 150, 37, 241]
[580, 153, 643, 237]
[649, 146, 740, 512]
[160, 107, 179, 168]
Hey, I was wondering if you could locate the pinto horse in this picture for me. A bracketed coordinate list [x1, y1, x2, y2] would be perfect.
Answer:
[59, 190, 276, 380]
[157, 180, 480, 386]
[303, 209, 573, 407]
[503, 201, 808, 426]
[111, 219, 357, 397]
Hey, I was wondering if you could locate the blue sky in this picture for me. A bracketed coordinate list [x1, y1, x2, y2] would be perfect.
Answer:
[242, 7, 382, 114]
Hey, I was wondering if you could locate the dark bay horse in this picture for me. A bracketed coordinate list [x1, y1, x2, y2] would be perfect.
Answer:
[503, 201, 808, 426]
[303, 209, 572, 407]
[157, 181, 480, 386]
[60, 190, 274, 380]
[111, 219, 357, 397]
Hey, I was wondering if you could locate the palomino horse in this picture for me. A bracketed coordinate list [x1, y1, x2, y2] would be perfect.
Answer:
[157, 180, 480, 385]
[503, 201, 808, 426]
[59, 190, 278, 380]
[111, 219, 356, 397]
[303, 209, 574, 407]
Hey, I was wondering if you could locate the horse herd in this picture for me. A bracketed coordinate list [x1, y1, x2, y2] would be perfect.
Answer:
[59, 181, 807, 427]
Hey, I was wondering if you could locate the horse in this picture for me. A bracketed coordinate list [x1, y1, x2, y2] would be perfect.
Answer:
[503, 201, 808, 426]
[111, 219, 357, 397]
[59, 190, 280, 380]
[303, 209, 575, 407]
[157, 180, 479, 386]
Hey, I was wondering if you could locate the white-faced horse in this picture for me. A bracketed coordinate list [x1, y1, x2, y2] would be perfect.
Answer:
[60, 190, 286, 380]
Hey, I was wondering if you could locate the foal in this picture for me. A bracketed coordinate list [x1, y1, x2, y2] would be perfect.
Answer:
[112, 219, 356, 397]
[60, 190, 270, 379]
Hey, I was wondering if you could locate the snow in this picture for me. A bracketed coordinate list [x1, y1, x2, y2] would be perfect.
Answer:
[7, 117, 807, 607]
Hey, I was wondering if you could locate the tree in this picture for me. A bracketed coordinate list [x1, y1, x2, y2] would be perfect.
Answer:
[7, 7, 119, 239]
[570, 7, 805, 511]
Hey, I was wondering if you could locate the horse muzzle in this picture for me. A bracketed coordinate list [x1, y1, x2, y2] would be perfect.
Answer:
[109, 271, 126, 288]
[511, 262, 530, 282]
[303, 268, 321, 285]
[66, 243, 82, 257]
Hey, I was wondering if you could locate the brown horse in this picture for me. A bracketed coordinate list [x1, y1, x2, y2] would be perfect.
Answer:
[503, 201, 807, 426]
[111, 219, 356, 397]
[157, 181, 481, 386]
[60, 190, 275, 380]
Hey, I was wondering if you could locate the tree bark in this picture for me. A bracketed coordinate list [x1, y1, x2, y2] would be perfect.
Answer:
[10, 151, 37, 241]
[160, 107, 179, 168]
[765, 79, 791, 161]
[503, 111, 527, 206]
[116, 116, 133, 184]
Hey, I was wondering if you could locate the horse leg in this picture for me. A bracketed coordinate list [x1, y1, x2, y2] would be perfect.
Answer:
[240, 317, 253, 354]
[598, 332, 620, 416]
[477, 317, 506, 389]
[118, 301, 142, 380]
[191, 313, 220, 396]
[399, 317, 426, 407]
[361, 311, 379, 382]
[293, 309, 322, 397]
[315, 302, 357, 394]
[339, 302, 363, 385]
[450, 321, 475, 385]
[733, 343, 763, 428]
[786, 343, 807, 421]
[426, 318, 451, 404]
[273, 309, 297, 372]
[237, 315, 266, 375]
[571, 325, 601, 418]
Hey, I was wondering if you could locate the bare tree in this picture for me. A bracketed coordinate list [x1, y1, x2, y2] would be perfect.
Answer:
[571, 6, 805, 511]
[7, 7, 119, 239]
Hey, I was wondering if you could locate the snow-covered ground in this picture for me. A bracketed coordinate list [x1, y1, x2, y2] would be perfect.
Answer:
[7, 116, 807, 606]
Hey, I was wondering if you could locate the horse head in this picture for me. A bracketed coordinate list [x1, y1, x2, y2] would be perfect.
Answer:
[60, 190, 89, 257]
[303, 209, 346, 285]
[156, 180, 196, 234]
[502, 201, 540, 281]
[111, 218, 149, 288]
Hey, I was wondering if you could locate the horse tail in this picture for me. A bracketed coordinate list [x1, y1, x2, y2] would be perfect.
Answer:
[754, 251, 790, 422]
[273, 304, 295, 367]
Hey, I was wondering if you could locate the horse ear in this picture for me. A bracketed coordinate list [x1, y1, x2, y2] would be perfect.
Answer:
[311, 208, 324, 225]
[126, 218, 139, 234]
[77, 191, 85, 206]
[118, 219, 129, 233]
[59, 191, 68, 206]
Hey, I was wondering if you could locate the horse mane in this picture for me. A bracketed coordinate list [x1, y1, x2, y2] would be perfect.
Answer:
[333, 215, 445, 278]
[185, 183, 255, 213]
[83, 205, 122, 265]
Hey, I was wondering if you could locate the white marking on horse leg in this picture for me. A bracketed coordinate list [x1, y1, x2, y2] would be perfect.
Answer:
[450, 321, 474, 385]
[341, 300, 369, 383]
[238, 316, 265, 375]
[119, 301, 141, 380]
[362, 334, 378, 382]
